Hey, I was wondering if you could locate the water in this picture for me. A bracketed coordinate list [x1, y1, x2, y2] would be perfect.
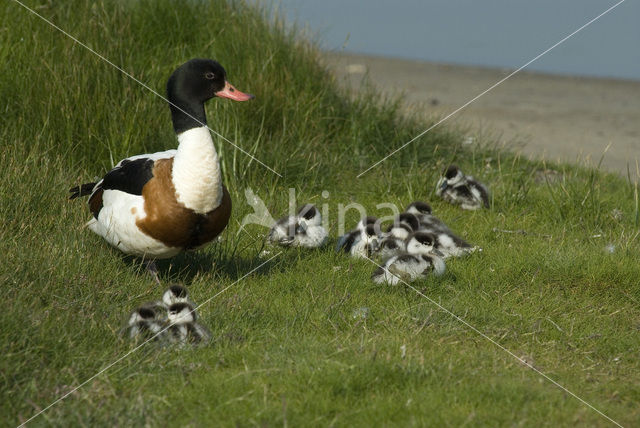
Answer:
[272, 0, 640, 81]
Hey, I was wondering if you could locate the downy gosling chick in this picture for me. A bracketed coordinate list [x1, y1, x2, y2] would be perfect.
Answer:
[436, 165, 489, 210]
[268, 204, 328, 248]
[167, 302, 212, 345]
[126, 305, 166, 341]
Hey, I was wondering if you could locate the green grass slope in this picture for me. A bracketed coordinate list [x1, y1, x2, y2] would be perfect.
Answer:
[1, 0, 639, 426]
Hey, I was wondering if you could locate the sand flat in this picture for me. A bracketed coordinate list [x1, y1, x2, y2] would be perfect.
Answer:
[324, 52, 640, 175]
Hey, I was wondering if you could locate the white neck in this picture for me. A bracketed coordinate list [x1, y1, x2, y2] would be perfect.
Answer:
[172, 126, 223, 214]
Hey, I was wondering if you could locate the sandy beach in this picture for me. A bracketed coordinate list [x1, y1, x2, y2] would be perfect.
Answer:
[324, 52, 640, 175]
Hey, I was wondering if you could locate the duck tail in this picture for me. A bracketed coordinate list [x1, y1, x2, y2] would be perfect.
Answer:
[69, 182, 97, 200]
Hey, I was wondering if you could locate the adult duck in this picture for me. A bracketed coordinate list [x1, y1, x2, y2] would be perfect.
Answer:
[70, 59, 253, 261]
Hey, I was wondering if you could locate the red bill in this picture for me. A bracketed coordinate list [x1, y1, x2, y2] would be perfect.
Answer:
[215, 81, 254, 101]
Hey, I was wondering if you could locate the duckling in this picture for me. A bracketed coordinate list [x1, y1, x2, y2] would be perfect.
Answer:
[406, 230, 476, 259]
[352, 223, 381, 258]
[297, 203, 322, 228]
[166, 302, 212, 345]
[156, 283, 198, 319]
[377, 236, 405, 261]
[373, 231, 446, 285]
[404, 231, 446, 258]
[268, 204, 328, 248]
[336, 216, 378, 250]
[436, 165, 490, 210]
[296, 204, 329, 248]
[267, 214, 299, 247]
[140, 300, 168, 318]
[404, 201, 451, 233]
[385, 212, 420, 240]
[355, 216, 378, 233]
[125, 305, 166, 341]
[336, 223, 380, 258]
[161, 284, 191, 307]
[371, 252, 445, 285]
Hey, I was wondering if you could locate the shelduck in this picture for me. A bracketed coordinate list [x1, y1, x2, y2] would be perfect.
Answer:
[372, 231, 445, 285]
[336, 216, 381, 258]
[69, 59, 253, 261]
[371, 252, 445, 285]
[167, 302, 212, 345]
[125, 305, 166, 341]
[384, 212, 420, 240]
[355, 216, 378, 233]
[406, 230, 476, 259]
[377, 235, 405, 261]
[404, 201, 451, 233]
[268, 204, 328, 248]
[159, 284, 196, 319]
[336, 223, 380, 258]
[161, 284, 189, 306]
[435, 165, 490, 210]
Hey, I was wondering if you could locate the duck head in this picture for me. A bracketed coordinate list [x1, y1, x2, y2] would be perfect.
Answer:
[167, 302, 196, 325]
[167, 58, 254, 133]
[405, 231, 445, 257]
[405, 201, 432, 216]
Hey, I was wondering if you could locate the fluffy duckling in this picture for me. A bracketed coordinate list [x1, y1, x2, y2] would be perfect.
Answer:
[404, 231, 446, 258]
[161, 284, 191, 307]
[404, 201, 451, 233]
[157, 283, 198, 320]
[126, 305, 166, 341]
[372, 252, 445, 285]
[267, 214, 302, 247]
[377, 236, 405, 261]
[384, 212, 420, 240]
[336, 223, 380, 258]
[355, 216, 378, 233]
[436, 165, 490, 210]
[166, 302, 212, 345]
[372, 231, 445, 285]
[268, 204, 328, 248]
[406, 229, 476, 259]
[378, 236, 406, 262]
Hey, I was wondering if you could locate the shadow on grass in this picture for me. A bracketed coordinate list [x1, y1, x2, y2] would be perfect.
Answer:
[121, 241, 327, 286]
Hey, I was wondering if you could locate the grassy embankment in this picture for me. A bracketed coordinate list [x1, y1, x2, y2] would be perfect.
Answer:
[1, 0, 638, 426]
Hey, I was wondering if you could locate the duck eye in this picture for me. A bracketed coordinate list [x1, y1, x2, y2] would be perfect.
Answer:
[205, 72, 215, 80]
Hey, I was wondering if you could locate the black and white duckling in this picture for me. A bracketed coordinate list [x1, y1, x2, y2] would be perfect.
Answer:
[125, 305, 166, 341]
[336, 223, 380, 258]
[166, 302, 211, 345]
[436, 165, 490, 210]
[69, 59, 253, 265]
[161, 284, 191, 307]
[404, 201, 451, 233]
[404, 231, 446, 258]
[372, 231, 446, 285]
[376, 236, 405, 261]
[355, 216, 378, 233]
[336, 216, 377, 250]
[384, 212, 421, 240]
[158, 283, 198, 318]
[406, 230, 476, 259]
[371, 252, 445, 285]
[267, 204, 328, 248]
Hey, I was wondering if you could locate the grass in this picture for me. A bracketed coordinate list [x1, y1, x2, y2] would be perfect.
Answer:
[1, 0, 639, 426]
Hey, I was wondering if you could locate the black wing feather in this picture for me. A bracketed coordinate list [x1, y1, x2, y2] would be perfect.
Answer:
[100, 158, 155, 195]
